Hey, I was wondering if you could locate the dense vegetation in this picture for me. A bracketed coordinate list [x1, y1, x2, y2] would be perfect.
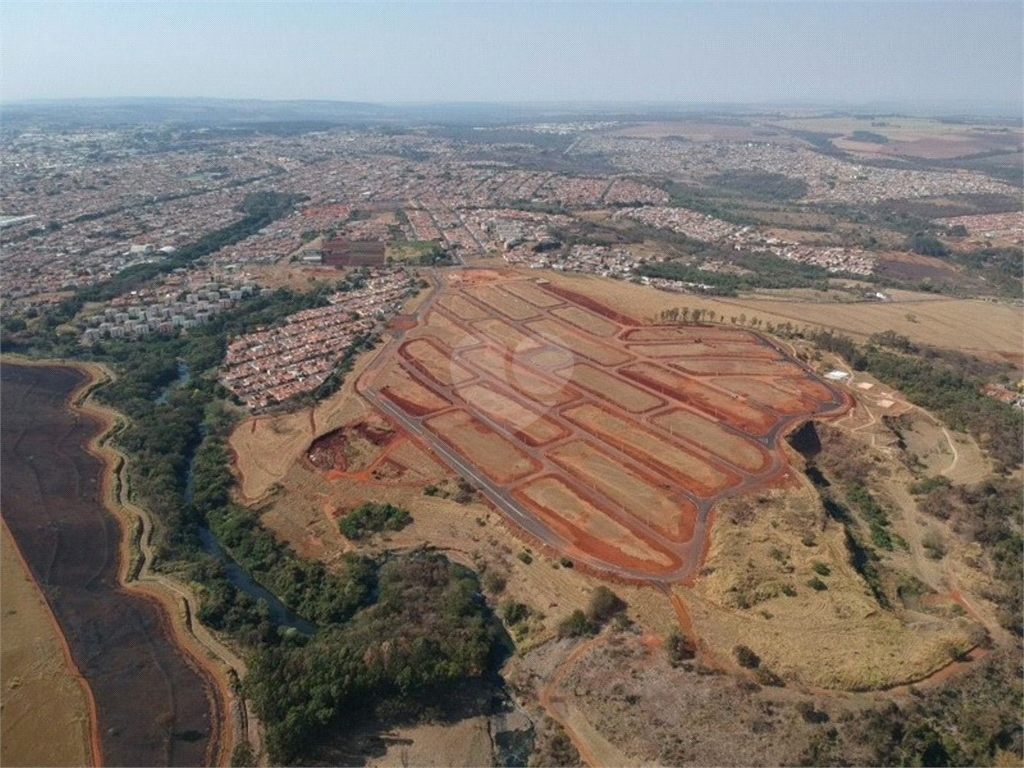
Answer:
[703, 170, 810, 201]
[636, 251, 835, 294]
[247, 549, 498, 763]
[1, 272, 504, 763]
[556, 586, 626, 638]
[338, 501, 413, 540]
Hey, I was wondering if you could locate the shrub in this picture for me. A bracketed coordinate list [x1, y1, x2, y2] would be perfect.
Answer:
[807, 577, 828, 591]
[666, 629, 697, 666]
[796, 701, 830, 723]
[812, 562, 831, 576]
[922, 530, 946, 560]
[734, 645, 761, 669]
[517, 551, 533, 565]
[782, 584, 797, 597]
[587, 586, 625, 624]
[559, 557, 574, 568]
[502, 600, 530, 625]
[557, 609, 596, 638]
[482, 570, 506, 594]
[338, 502, 412, 540]
[754, 667, 786, 687]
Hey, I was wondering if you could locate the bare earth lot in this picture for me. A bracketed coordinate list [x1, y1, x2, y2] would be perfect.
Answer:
[357, 272, 850, 582]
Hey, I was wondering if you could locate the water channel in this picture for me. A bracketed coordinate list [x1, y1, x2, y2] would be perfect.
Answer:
[162, 363, 315, 635]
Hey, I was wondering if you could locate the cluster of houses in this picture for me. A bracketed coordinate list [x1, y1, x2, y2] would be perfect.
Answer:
[220, 269, 414, 410]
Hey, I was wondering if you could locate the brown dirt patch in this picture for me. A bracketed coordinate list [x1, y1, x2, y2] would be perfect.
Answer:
[551, 305, 620, 337]
[627, 340, 779, 359]
[562, 402, 739, 497]
[526, 317, 633, 366]
[378, 365, 453, 416]
[437, 293, 491, 321]
[565, 363, 665, 413]
[424, 409, 540, 484]
[672, 357, 806, 376]
[500, 280, 565, 308]
[463, 284, 540, 321]
[400, 338, 474, 388]
[463, 346, 580, 406]
[514, 476, 681, 574]
[652, 409, 771, 473]
[455, 382, 568, 446]
[621, 362, 777, 436]
[548, 441, 697, 544]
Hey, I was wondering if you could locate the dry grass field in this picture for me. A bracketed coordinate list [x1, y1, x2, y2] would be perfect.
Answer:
[681, 483, 979, 690]
[543, 270, 1023, 365]
[1, 524, 94, 768]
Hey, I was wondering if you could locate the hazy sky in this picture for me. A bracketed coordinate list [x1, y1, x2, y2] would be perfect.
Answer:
[2, 1, 1021, 108]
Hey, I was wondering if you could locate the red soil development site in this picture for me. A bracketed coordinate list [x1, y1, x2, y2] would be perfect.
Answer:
[355, 273, 852, 582]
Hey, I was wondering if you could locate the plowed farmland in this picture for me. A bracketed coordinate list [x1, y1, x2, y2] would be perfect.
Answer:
[357, 272, 851, 582]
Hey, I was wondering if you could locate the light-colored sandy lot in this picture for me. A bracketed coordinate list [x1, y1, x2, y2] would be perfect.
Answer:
[1, 524, 94, 768]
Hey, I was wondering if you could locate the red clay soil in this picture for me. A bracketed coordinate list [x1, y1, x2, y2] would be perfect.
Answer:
[620, 362, 778, 435]
[0, 362, 220, 767]
[308, 428, 349, 471]
[358, 276, 853, 583]
[380, 387, 447, 417]
[511, 480, 684, 577]
[388, 315, 418, 331]
[537, 282, 642, 325]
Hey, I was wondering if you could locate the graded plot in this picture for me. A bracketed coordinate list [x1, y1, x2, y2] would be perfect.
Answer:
[549, 440, 697, 544]
[620, 362, 778, 436]
[624, 326, 758, 343]
[424, 409, 540, 484]
[463, 284, 539, 321]
[536, 283, 641, 326]
[652, 408, 771, 473]
[421, 311, 477, 349]
[379, 365, 453, 416]
[454, 382, 568, 447]
[671, 357, 806, 376]
[562, 402, 738, 497]
[566, 363, 664, 413]
[552, 305, 620, 338]
[400, 338, 475, 388]
[500, 280, 565, 308]
[473, 318, 544, 354]
[462, 346, 579, 406]
[715, 376, 837, 415]
[526, 317, 633, 366]
[523, 346, 578, 378]
[626, 340, 779, 359]
[437, 293, 490, 321]
[515, 476, 681, 574]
